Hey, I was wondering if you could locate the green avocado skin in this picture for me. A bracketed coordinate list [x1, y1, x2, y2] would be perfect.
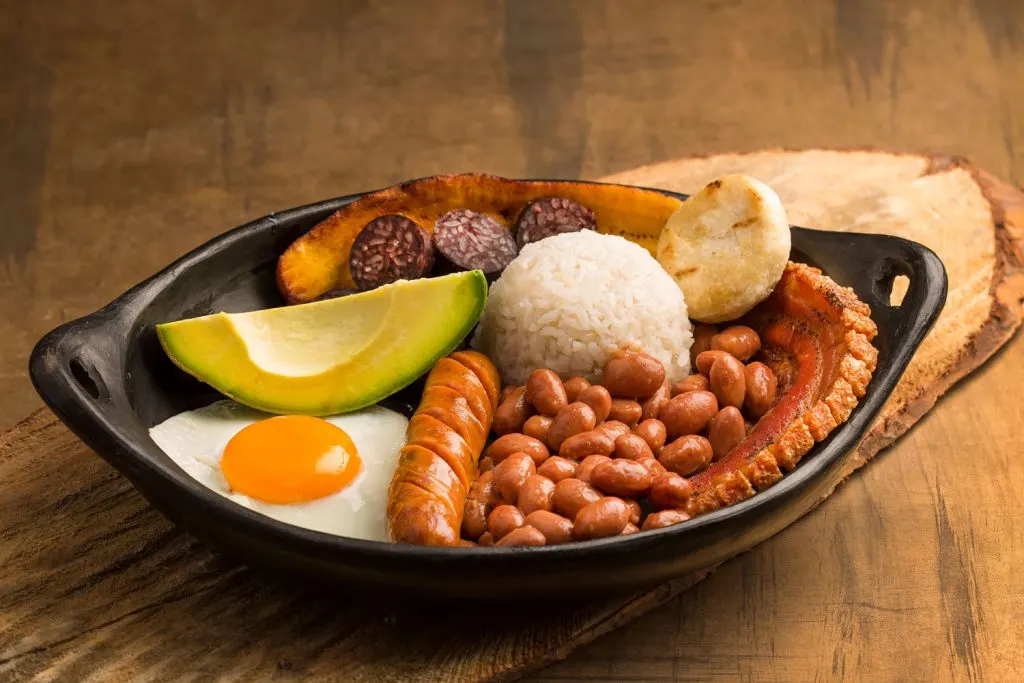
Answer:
[156, 270, 488, 416]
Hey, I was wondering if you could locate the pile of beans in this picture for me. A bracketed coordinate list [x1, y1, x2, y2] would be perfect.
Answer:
[462, 325, 778, 546]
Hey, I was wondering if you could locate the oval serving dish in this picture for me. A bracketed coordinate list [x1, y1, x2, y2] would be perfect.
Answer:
[29, 180, 947, 600]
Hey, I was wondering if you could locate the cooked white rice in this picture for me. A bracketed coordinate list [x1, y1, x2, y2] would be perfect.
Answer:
[471, 231, 693, 385]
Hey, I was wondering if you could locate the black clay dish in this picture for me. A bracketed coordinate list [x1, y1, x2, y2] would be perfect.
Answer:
[29, 181, 947, 600]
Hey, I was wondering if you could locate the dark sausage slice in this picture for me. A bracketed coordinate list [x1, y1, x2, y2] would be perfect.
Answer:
[433, 210, 518, 275]
[513, 197, 597, 249]
[349, 214, 434, 290]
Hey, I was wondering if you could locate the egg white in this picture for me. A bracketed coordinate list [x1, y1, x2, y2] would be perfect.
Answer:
[148, 400, 408, 541]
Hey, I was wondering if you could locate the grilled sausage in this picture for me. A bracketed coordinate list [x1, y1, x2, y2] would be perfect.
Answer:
[387, 351, 501, 545]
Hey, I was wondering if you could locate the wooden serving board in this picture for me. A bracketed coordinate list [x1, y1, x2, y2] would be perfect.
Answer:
[1, 151, 1021, 682]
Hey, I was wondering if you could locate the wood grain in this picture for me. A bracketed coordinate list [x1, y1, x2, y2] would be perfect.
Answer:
[1, 153, 1020, 682]
[2, 1, 1024, 681]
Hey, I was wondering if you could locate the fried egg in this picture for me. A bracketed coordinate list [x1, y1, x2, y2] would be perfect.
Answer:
[148, 400, 408, 541]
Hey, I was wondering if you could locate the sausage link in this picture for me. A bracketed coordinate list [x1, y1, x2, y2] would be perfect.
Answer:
[386, 351, 499, 546]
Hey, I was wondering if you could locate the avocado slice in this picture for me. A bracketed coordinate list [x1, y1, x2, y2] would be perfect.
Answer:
[156, 270, 487, 416]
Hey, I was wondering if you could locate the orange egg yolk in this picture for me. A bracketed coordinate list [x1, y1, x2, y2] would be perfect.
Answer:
[220, 415, 361, 504]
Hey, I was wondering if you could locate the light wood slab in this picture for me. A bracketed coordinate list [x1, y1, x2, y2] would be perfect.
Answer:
[1, 151, 1021, 682]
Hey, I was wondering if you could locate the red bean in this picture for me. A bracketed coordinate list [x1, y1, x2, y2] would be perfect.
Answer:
[590, 459, 653, 497]
[708, 407, 745, 461]
[648, 473, 694, 510]
[546, 402, 597, 451]
[524, 510, 574, 545]
[461, 498, 488, 540]
[485, 434, 549, 465]
[551, 478, 602, 519]
[578, 385, 612, 424]
[576, 454, 612, 484]
[492, 452, 536, 504]
[671, 374, 709, 396]
[659, 435, 714, 476]
[522, 415, 553, 444]
[613, 432, 655, 461]
[559, 429, 615, 460]
[537, 456, 578, 482]
[709, 354, 746, 409]
[744, 362, 777, 419]
[487, 505, 524, 540]
[517, 474, 556, 515]
[492, 386, 533, 435]
[596, 420, 631, 442]
[574, 497, 630, 539]
[496, 525, 546, 546]
[563, 376, 591, 403]
[640, 382, 670, 421]
[711, 325, 761, 362]
[641, 509, 691, 530]
[689, 324, 718, 367]
[608, 399, 642, 427]
[633, 419, 667, 456]
[602, 350, 666, 399]
[660, 391, 719, 438]
[526, 368, 568, 417]
[695, 350, 730, 376]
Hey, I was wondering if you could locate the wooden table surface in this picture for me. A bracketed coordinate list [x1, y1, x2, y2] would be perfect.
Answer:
[2, 1, 1022, 681]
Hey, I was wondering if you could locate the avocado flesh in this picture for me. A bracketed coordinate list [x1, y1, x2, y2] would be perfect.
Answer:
[156, 271, 487, 415]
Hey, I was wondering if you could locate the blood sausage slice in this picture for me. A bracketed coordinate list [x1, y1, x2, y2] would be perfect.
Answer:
[348, 214, 434, 290]
[514, 197, 597, 248]
[433, 209, 518, 276]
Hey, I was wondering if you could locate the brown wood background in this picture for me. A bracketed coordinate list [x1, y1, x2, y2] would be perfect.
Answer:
[2, 1, 1022, 681]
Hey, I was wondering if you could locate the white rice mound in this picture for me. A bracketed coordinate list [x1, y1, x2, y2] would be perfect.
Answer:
[471, 231, 693, 385]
